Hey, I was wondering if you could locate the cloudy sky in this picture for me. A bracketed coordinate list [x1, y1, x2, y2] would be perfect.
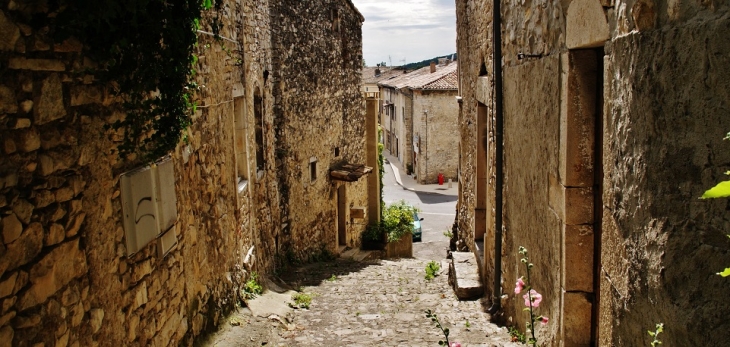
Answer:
[350, 0, 457, 67]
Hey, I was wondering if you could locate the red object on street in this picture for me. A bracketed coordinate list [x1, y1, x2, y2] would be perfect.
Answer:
[438, 173, 444, 185]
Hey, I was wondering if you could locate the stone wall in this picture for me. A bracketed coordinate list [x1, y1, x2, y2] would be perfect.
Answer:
[455, 0, 730, 345]
[270, 0, 367, 258]
[0, 0, 367, 346]
[600, 9, 730, 346]
[412, 90, 459, 184]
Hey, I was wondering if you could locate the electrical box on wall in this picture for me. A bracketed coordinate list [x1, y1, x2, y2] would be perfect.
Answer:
[350, 207, 366, 219]
[120, 157, 177, 256]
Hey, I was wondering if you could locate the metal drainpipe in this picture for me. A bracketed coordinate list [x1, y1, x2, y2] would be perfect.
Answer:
[488, 0, 504, 315]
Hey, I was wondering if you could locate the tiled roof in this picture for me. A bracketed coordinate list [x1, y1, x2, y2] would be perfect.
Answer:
[362, 67, 405, 84]
[378, 62, 458, 90]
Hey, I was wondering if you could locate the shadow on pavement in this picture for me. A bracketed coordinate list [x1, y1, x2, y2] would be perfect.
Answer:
[277, 258, 382, 288]
[414, 190, 458, 204]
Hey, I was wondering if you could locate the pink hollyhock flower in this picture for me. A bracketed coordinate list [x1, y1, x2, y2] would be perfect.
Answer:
[539, 316, 549, 325]
[514, 277, 525, 294]
[450, 343, 461, 347]
[523, 289, 543, 307]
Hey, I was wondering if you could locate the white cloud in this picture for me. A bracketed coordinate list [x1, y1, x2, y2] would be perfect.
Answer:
[351, 0, 456, 67]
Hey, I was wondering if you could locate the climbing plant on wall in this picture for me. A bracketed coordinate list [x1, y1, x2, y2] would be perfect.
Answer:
[53, 0, 222, 161]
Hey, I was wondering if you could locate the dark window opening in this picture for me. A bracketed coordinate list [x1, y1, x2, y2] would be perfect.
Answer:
[310, 160, 317, 182]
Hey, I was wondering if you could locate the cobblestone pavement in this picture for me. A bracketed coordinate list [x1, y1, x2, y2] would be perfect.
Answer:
[200, 256, 519, 347]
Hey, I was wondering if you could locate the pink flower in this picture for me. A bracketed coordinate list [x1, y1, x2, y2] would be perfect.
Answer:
[514, 277, 525, 294]
[523, 289, 543, 307]
[450, 343, 461, 347]
[539, 316, 549, 325]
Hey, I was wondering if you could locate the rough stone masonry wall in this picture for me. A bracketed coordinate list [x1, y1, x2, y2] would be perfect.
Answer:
[600, 2, 730, 345]
[412, 90, 459, 184]
[454, 0, 494, 288]
[0, 0, 280, 346]
[270, 0, 366, 259]
[455, 0, 730, 345]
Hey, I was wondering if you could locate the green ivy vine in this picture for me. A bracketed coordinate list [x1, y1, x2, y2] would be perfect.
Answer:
[53, 0, 223, 161]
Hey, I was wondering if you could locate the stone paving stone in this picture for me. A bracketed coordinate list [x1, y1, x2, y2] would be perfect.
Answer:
[275, 258, 519, 347]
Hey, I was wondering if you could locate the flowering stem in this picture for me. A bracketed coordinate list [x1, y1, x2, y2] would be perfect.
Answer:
[526, 262, 537, 346]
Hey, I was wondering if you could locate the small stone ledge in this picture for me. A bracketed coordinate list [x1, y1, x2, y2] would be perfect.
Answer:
[449, 251, 483, 300]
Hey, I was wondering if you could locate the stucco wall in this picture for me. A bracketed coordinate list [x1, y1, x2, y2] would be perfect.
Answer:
[412, 90, 459, 184]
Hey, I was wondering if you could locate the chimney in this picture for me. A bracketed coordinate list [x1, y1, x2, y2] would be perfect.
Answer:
[374, 68, 381, 76]
[438, 57, 447, 66]
[430, 61, 436, 73]
[445, 59, 451, 65]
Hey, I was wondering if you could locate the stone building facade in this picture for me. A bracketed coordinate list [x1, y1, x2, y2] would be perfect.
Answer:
[455, 0, 730, 346]
[0, 0, 371, 346]
[379, 61, 459, 183]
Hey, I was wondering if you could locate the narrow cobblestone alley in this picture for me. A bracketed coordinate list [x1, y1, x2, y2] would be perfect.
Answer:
[200, 256, 518, 347]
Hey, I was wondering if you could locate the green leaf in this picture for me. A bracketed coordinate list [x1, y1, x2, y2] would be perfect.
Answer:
[701, 180, 730, 199]
[203, 0, 213, 10]
[718, 268, 730, 277]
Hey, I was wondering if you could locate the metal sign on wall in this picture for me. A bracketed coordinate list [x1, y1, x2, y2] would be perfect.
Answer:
[120, 156, 177, 256]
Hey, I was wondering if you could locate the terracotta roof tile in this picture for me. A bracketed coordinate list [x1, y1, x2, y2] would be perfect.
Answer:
[378, 63, 458, 90]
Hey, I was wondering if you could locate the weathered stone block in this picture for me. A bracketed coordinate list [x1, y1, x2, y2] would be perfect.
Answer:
[34, 74, 66, 125]
[548, 174, 594, 225]
[560, 51, 596, 188]
[49, 205, 67, 222]
[0, 311, 15, 327]
[46, 223, 65, 246]
[9, 58, 65, 72]
[2, 213, 23, 244]
[65, 212, 85, 237]
[13, 118, 31, 129]
[0, 86, 18, 114]
[2, 297, 16, 314]
[562, 291, 592, 346]
[38, 154, 55, 176]
[132, 282, 149, 310]
[0, 173, 18, 189]
[11, 199, 33, 224]
[70, 301, 84, 327]
[4, 139, 16, 154]
[17, 238, 87, 310]
[89, 308, 104, 333]
[566, 0, 610, 49]
[60, 285, 80, 307]
[449, 252, 483, 299]
[562, 224, 594, 292]
[55, 187, 74, 202]
[0, 272, 17, 298]
[0, 325, 13, 347]
[17, 128, 41, 152]
[19, 100, 33, 114]
[33, 189, 55, 208]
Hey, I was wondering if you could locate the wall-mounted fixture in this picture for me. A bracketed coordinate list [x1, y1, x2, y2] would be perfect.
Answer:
[120, 156, 177, 256]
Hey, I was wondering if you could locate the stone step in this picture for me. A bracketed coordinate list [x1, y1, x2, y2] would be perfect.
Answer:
[449, 251, 484, 300]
